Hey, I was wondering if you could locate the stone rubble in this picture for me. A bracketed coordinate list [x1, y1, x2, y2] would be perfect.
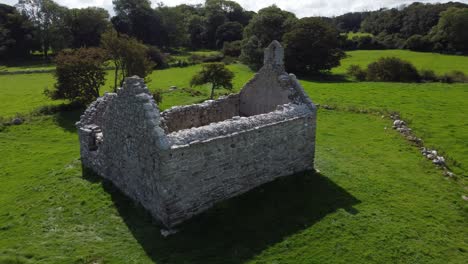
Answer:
[390, 115, 455, 178]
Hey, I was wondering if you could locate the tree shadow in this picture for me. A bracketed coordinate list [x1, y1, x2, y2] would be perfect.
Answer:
[83, 169, 360, 263]
[53, 109, 83, 133]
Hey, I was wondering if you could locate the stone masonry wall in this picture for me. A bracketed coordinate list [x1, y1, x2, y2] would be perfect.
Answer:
[158, 113, 316, 226]
[161, 94, 240, 133]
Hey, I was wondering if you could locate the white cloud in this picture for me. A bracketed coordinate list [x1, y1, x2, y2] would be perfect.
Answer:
[2, 0, 467, 17]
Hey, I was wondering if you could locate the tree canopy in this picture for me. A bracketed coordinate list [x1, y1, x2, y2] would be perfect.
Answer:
[190, 62, 234, 99]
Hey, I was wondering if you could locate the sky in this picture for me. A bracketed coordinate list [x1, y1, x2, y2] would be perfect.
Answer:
[2, 0, 468, 17]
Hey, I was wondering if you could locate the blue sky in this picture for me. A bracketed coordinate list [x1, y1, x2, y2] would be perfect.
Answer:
[2, 0, 467, 17]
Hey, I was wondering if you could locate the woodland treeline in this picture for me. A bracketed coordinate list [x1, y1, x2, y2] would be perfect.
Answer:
[1, 0, 467, 63]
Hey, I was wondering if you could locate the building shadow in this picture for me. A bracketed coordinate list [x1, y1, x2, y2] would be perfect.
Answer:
[83, 169, 360, 264]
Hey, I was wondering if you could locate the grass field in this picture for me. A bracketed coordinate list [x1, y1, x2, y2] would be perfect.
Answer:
[1, 50, 467, 263]
[342, 32, 373, 39]
[333, 50, 468, 75]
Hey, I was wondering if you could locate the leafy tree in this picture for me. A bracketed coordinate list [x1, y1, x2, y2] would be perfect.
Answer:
[430, 7, 468, 52]
[68, 7, 110, 48]
[243, 5, 296, 46]
[190, 62, 234, 99]
[215, 21, 242, 48]
[101, 29, 155, 91]
[157, 5, 188, 47]
[239, 35, 263, 70]
[333, 12, 369, 33]
[48, 47, 107, 104]
[283, 17, 345, 75]
[0, 4, 35, 59]
[16, 0, 71, 58]
[111, 0, 164, 47]
[405, 34, 431, 51]
[187, 15, 206, 49]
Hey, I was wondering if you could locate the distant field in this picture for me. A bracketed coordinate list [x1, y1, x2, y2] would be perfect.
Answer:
[343, 32, 373, 39]
[334, 50, 468, 75]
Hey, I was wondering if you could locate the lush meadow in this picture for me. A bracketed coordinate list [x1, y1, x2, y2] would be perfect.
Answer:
[0, 50, 467, 263]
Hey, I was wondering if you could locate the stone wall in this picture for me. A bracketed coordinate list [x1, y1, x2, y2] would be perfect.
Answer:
[158, 111, 316, 226]
[161, 94, 240, 133]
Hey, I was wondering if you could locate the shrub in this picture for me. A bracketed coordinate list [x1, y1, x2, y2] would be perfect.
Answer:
[419, 69, 438, 82]
[152, 90, 163, 105]
[366, 57, 420, 82]
[47, 47, 108, 104]
[440, 71, 468, 83]
[346, 64, 367, 81]
[406, 35, 432, 51]
[222, 40, 242, 57]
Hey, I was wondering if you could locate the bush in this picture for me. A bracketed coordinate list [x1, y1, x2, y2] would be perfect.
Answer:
[188, 54, 224, 64]
[152, 90, 163, 105]
[440, 71, 468, 83]
[346, 64, 367, 81]
[405, 35, 432, 51]
[47, 47, 108, 104]
[419, 69, 438, 82]
[222, 40, 242, 57]
[240, 36, 264, 71]
[366, 57, 420, 82]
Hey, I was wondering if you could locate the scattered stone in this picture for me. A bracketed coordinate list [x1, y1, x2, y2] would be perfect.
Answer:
[443, 170, 455, 178]
[432, 156, 445, 166]
[169, 86, 177, 91]
[11, 117, 23, 125]
[462, 195, 468, 201]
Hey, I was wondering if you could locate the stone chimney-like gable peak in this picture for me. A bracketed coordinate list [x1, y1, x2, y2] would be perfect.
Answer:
[263, 40, 284, 67]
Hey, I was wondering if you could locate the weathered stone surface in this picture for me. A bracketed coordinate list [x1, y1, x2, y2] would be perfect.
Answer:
[77, 41, 317, 228]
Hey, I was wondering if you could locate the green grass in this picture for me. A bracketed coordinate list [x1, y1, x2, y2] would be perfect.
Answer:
[1, 50, 467, 263]
[302, 81, 468, 176]
[342, 32, 373, 39]
[0, 109, 466, 263]
[334, 50, 468, 75]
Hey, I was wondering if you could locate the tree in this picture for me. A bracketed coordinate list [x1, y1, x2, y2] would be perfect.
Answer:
[190, 62, 234, 99]
[241, 5, 296, 69]
[48, 47, 107, 104]
[101, 29, 154, 91]
[243, 5, 296, 45]
[0, 4, 35, 59]
[215, 21, 242, 48]
[239, 35, 263, 70]
[430, 7, 468, 52]
[283, 17, 346, 75]
[111, 0, 164, 47]
[16, 0, 71, 58]
[68, 7, 110, 48]
[157, 5, 188, 47]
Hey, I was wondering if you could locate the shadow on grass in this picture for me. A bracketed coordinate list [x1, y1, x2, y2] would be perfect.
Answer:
[83, 169, 359, 263]
[51, 109, 83, 133]
[298, 73, 351, 83]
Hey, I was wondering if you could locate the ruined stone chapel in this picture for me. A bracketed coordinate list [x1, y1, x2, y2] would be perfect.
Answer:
[77, 41, 317, 228]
